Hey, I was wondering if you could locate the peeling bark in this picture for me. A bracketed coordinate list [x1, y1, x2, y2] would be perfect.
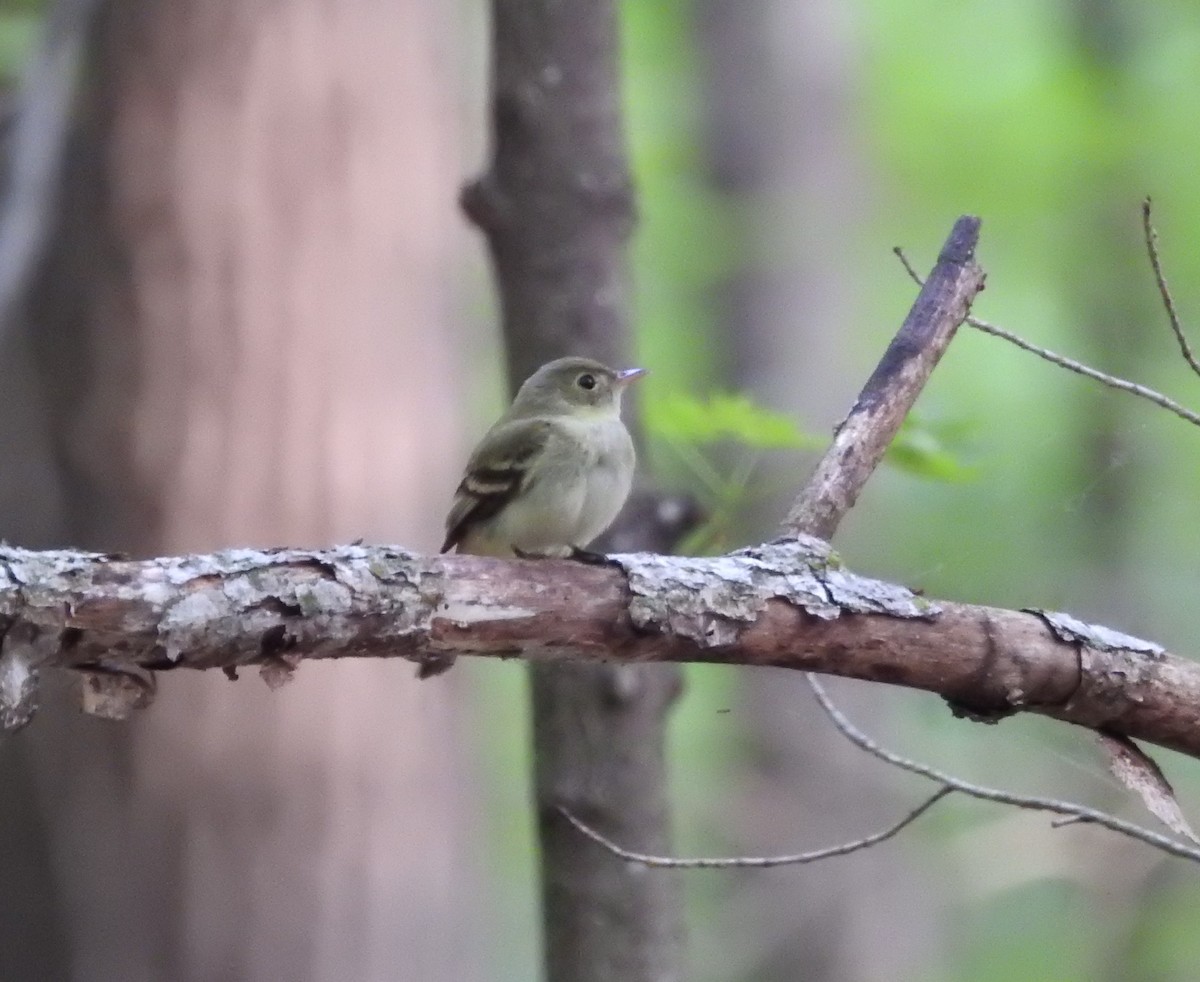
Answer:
[3, 539, 1197, 760]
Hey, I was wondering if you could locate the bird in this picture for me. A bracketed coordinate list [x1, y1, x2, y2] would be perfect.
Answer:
[421, 356, 645, 678]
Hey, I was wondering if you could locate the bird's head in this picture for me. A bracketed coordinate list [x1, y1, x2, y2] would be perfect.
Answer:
[511, 356, 647, 418]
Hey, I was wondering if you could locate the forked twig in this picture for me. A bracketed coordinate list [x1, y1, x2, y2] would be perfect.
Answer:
[806, 674, 1200, 864]
[893, 246, 1200, 429]
[561, 674, 1200, 870]
[568, 218, 1200, 875]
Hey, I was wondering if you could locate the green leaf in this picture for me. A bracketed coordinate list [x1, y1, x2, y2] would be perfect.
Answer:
[0, 11, 38, 81]
[887, 415, 978, 482]
[646, 392, 822, 450]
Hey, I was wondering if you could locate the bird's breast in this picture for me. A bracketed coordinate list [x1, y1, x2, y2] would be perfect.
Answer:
[491, 417, 634, 552]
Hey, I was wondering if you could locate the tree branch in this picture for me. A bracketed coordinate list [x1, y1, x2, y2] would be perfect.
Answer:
[783, 216, 985, 538]
[4, 539, 1198, 760]
[804, 675, 1200, 864]
[562, 675, 1200, 870]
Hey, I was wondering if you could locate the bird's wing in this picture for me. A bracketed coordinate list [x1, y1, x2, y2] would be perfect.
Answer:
[441, 418, 554, 553]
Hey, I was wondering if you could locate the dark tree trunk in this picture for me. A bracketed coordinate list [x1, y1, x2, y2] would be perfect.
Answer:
[463, 2, 685, 979]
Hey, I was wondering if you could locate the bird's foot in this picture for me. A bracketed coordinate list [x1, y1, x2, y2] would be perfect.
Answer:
[512, 545, 620, 568]
[567, 546, 622, 568]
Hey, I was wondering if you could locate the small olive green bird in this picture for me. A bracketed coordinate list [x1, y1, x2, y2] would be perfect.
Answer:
[421, 356, 645, 678]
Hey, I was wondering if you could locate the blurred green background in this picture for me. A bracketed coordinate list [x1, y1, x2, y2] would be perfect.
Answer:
[629, 2, 1200, 979]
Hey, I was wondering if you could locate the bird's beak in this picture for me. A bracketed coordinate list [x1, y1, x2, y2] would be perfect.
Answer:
[615, 367, 648, 386]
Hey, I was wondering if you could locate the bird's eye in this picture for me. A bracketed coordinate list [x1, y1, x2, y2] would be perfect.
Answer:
[577, 373, 597, 390]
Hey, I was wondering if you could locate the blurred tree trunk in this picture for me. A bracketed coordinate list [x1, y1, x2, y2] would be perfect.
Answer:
[1070, 5, 1162, 978]
[0, 1, 484, 980]
[464, 2, 685, 979]
[1068, 0, 1146, 624]
[693, 3, 939, 980]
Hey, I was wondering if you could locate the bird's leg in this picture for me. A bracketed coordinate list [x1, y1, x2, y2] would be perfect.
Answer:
[512, 545, 620, 568]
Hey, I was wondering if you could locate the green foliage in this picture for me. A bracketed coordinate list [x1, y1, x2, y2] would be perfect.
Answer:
[645, 390, 812, 552]
[1123, 875, 1200, 978]
[889, 413, 978, 482]
[646, 391, 822, 451]
[621, 0, 731, 393]
[948, 878, 1106, 982]
[854, 4, 1200, 980]
[0, 8, 38, 80]
[647, 390, 973, 552]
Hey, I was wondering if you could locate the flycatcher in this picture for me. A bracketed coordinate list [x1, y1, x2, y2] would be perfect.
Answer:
[422, 356, 645, 677]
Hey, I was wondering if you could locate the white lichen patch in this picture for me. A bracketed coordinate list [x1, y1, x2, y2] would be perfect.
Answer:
[616, 535, 938, 647]
[149, 549, 433, 660]
[822, 565, 939, 617]
[159, 590, 233, 661]
[159, 549, 275, 585]
[135, 576, 175, 608]
[1033, 609, 1164, 659]
[0, 547, 107, 580]
[304, 576, 357, 615]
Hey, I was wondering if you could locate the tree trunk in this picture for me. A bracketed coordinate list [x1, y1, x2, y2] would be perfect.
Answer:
[463, 2, 685, 979]
[2, 1, 483, 979]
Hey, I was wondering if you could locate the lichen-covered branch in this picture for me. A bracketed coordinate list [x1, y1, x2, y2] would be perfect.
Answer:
[3, 539, 1198, 761]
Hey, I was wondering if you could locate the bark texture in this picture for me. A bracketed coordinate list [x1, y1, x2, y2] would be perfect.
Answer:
[461, 1, 637, 386]
[0, 2, 476, 980]
[2, 539, 1197, 761]
[463, 2, 684, 980]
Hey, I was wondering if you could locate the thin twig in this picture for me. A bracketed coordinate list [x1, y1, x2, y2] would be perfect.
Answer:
[558, 787, 953, 870]
[805, 674, 1200, 864]
[1142, 197, 1200, 378]
[893, 247, 1200, 429]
